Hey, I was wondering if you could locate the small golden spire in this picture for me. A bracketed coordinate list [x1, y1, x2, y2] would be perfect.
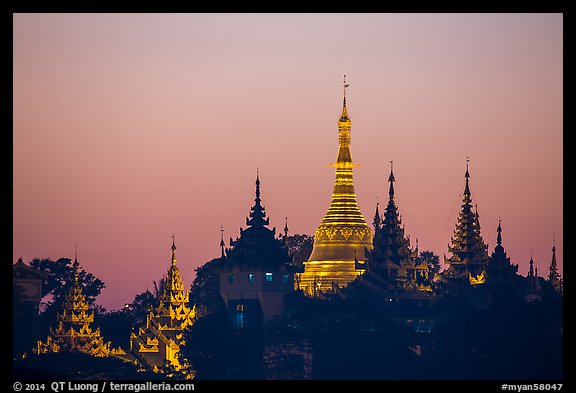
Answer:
[340, 75, 350, 121]
[171, 235, 177, 266]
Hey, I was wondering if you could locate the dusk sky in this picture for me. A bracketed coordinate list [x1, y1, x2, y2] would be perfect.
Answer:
[13, 13, 563, 310]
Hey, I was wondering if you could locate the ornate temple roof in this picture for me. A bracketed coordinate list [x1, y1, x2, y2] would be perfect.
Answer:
[129, 238, 194, 372]
[442, 159, 489, 282]
[487, 219, 519, 282]
[364, 162, 431, 292]
[36, 251, 122, 358]
[221, 172, 293, 272]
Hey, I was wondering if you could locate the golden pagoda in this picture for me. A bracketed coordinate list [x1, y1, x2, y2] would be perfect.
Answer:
[299, 76, 372, 295]
[128, 236, 195, 372]
[35, 252, 123, 357]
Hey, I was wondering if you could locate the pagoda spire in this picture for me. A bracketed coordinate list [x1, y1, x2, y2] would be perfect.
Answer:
[246, 169, 270, 227]
[220, 226, 225, 258]
[524, 251, 542, 302]
[463, 157, 472, 204]
[366, 162, 426, 288]
[487, 218, 519, 283]
[340, 74, 350, 121]
[301, 77, 372, 294]
[159, 235, 188, 306]
[389, 160, 395, 200]
[284, 217, 289, 239]
[548, 235, 562, 293]
[373, 197, 381, 233]
[171, 234, 177, 266]
[73, 245, 79, 283]
[442, 158, 489, 282]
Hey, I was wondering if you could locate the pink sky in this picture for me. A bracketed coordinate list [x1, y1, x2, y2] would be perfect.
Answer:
[13, 13, 563, 310]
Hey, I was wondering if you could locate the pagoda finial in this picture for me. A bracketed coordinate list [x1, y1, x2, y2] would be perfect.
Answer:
[496, 218, 502, 246]
[246, 170, 270, 227]
[463, 157, 472, 204]
[171, 235, 177, 266]
[73, 245, 79, 283]
[373, 197, 381, 231]
[220, 226, 225, 258]
[284, 217, 289, 247]
[340, 75, 350, 121]
[284, 217, 289, 237]
[388, 160, 395, 199]
[256, 167, 260, 199]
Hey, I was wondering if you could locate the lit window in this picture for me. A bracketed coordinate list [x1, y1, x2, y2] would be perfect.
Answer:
[248, 273, 255, 282]
[228, 273, 235, 283]
[282, 274, 290, 283]
[266, 272, 273, 282]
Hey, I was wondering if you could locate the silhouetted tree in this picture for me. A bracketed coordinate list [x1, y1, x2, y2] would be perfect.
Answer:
[189, 258, 226, 319]
[286, 234, 313, 265]
[98, 290, 156, 349]
[13, 351, 158, 380]
[13, 285, 41, 358]
[30, 257, 105, 316]
[420, 250, 441, 276]
[180, 311, 230, 379]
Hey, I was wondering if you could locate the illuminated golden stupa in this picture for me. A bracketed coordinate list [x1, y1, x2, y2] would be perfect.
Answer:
[299, 77, 372, 295]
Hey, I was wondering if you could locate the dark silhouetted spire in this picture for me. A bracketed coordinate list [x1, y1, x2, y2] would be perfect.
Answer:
[487, 218, 518, 282]
[73, 245, 79, 283]
[443, 158, 489, 282]
[389, 160, 395, 200]
[246, 169, 270, 227]
[463, 157, 471, 204]
[220, 226, 225, 258]
[373, 198, 381, 233]
[548, 234, 562, 293]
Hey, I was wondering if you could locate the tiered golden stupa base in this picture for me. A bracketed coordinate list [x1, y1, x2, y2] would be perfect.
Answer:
[299, 260, 364, 295]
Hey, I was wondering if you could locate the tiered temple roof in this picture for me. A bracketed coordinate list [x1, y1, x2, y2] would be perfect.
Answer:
[364, 162, 431, 291]
[220, 172, 295, 273]
[35, 253, 122, 357]
[487, 219, 519, 283]
[129, 237, 195, 372]
[341, 162, 432, 301]
[442, 159, 489, 285]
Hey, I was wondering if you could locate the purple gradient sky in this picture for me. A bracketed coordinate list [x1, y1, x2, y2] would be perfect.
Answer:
[13, 13, 563, 310]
